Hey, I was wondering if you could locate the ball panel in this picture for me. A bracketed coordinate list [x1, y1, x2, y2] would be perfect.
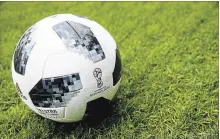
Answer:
[113, 49, 122, 86]
[29, 73, 83, 108]
[14, 25, 36, 75]
[82, 97, 111, 120]
[53, 20, 105, 63]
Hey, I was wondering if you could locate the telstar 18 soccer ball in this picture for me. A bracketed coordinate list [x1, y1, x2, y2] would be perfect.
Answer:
[11, 14, 122, 122]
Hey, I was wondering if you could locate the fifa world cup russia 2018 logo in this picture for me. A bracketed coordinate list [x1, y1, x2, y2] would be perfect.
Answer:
[93, 68, 103, 88]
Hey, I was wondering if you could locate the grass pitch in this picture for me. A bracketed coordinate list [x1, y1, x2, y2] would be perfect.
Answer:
[0, 2, 219, 139]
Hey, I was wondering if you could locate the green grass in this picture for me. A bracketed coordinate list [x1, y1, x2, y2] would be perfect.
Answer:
[0, 2, 219, 139]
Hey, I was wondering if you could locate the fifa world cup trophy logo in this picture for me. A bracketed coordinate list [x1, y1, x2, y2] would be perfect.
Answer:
[93, 68, 103, 88]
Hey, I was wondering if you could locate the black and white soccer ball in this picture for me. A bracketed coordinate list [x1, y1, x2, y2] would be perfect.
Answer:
[11, 14, 122, 122]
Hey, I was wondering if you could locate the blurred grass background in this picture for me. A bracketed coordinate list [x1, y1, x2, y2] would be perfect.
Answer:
[0, 2, 219, 139]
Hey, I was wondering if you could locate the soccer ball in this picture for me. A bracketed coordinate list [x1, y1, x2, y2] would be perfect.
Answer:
[11, 14, 122, 122]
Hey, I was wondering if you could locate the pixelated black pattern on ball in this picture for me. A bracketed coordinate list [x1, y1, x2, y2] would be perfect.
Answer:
[14, 26, 35, 75]
[113, 49, 122, 86]
[53, 21, 105, 63]
[29, 73, 83, 108]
